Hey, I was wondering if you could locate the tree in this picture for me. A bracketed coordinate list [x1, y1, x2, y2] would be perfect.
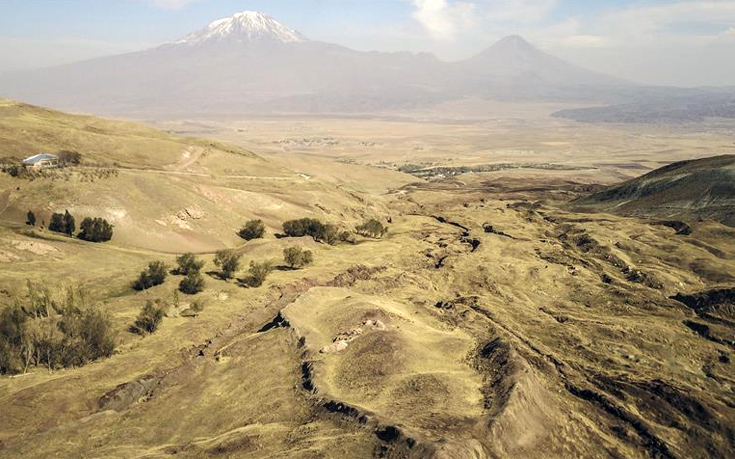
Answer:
[238, 219, 266, 241]
[0, 305, 30, 374]
[320, 224, 339, 245]
[63, 210, 75, 237]
[26, 210, 36, 226]
[129, 300, 166, 335]
[356, 218, 388, 239]
[283, 246, 314, 269]
[179, 271, 205, 294]
[175, 253, 204, 276]
[48, 212, 65, 233]
[77, 217, 113, 242]
[214, 249, 241, 280]
[133, 261, 168, 291]
[77, 308, 115, 360]
[245, 261, 273, 287]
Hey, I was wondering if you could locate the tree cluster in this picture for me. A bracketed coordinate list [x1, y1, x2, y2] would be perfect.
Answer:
[175, 253, 205, 295]
[78, 217, 114, 242]
[133, 261, 168, 291]
[0, 283, 115, 374]
[282, 218, 339, 244]
[49, 210, 75, 236]
[47, 210, 113, 242]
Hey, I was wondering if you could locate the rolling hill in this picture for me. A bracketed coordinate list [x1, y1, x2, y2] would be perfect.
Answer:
[1, 96, 735, 457]
[573, 155, 735, 226]
[0, 98, 402, 252]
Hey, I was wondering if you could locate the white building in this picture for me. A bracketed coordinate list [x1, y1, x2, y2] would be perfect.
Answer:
[22, 153, 59, 169]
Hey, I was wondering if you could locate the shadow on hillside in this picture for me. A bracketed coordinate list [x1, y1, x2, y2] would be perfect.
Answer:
[205, 270, 227, 280]
[275, 265, 300, 272]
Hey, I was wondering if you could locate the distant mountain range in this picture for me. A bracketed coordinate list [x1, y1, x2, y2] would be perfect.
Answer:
[553, 89, 735, 123]
[0, 11, 729, 120]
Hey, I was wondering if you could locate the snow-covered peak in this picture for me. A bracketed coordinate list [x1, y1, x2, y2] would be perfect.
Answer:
[176, 11, 307, 45]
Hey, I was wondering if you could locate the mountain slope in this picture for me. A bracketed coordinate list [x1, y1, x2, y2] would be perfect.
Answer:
[0, 11, 638, 117]
[453, 35, 630, 102]
[573, 155, 735, 226]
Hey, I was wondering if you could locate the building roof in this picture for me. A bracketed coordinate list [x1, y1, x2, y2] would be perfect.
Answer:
[22, 153, 58, 165]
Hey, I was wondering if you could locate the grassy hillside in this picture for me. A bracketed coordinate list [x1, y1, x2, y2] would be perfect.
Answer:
[1, 99, 734, 458]
[2, 176, 735, 458]
[573, 155, 735, 226]
[0, 98, 389, 252]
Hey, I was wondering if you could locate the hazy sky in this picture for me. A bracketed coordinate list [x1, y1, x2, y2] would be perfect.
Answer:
[1, 0, 735, 87]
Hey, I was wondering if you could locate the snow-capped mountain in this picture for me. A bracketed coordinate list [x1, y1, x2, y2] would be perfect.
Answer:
[0, 11, 640, 117]
[175, 11, 306, 45]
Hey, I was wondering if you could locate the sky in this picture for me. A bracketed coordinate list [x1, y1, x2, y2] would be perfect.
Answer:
[1, 0, 735, 87]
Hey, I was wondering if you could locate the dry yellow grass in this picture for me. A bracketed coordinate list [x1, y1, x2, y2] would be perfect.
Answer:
[1, 100, 735, 458]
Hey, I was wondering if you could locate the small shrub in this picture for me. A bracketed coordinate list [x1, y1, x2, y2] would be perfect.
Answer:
[283, 246, 313, 269]
[129, 300, 166, 335]
[181, 298, 205, 318]
[214, 249, 241, 280]
[245, 261, 273, 287]
[179, 271, 205, 294]
[190, 298, 205, 313]
[58, 150, 82, 166]
[6, 165, 21, 178]
[26, 210, 36, 226]
[321, 224, 339, 245]
[175, 253, 204, 276]
[238, 219, 266, 241]
[356, 218, 388, 239]
[133, 261, 168, 291]
[339, 230, 356, 244]
[77, 217, 113, 242]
